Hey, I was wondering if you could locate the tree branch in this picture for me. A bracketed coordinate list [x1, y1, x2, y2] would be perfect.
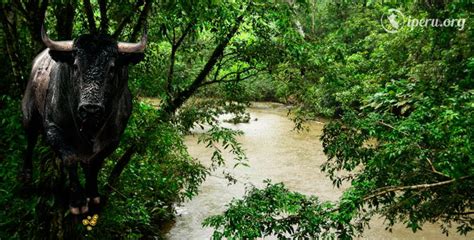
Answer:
[11, 0, 29, 21]
[163, 26, 172, 43]
[31, 0, 49, 45]
[377, 121, 450, 178]
[54, 0, 76, 40]
[362, 176, 472, 201]
[200, 72, 259, 87]
[83, 0, 97, 33]
[211, 58, 225, 84]
[105, 183, 127, 199]
[2, 0, 48, 92]
[207, 52, 240, 85]
[129, 0, 151, 42]
[219, 66, 253, 81]
[166, 20, 196, 97]
[425, 156, 450, 178]
[164, 14, 245, 114]
[200, 67, 259, 87]
[10, 0, 47, 46]
[175, 20, 195, 49]
[0, 4, 25, 95]
[377, 121, 408, 135]
[99, 0, 108, 33]
[112, 0, 144, 38]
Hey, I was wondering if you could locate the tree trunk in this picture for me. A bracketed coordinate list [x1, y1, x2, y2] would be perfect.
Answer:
[99, 0, 108, 34]
[55, 0, 76, 40]
[0, 4, 26, 95]
[83, 0, 97, 34]
[129, 0, 152, 42]
[163, 15, 244, 115]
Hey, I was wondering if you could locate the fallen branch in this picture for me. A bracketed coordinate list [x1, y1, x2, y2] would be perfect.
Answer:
[362, 176, 472, 201]
[105, 183, 128, 199]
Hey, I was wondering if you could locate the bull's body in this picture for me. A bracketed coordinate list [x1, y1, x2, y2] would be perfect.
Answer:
[21, 30, 145, 214]
[22, 49, 132, 163]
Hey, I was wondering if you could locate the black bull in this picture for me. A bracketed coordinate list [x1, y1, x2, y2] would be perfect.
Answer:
[21, 27, 146, 215]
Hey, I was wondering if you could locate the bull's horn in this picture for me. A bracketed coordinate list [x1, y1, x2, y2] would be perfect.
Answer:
[117, 26, 147, 53]
[41, 25, 73, 51]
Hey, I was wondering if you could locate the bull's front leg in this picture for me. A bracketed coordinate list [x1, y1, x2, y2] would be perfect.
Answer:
[67, 163, 89, 214]
[81, 142, 118, 209]
[45, 124, 89, 215]
[82, 161, 102, 207]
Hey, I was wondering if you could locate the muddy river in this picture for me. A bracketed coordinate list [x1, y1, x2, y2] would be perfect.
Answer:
[165, 102, 470, 240]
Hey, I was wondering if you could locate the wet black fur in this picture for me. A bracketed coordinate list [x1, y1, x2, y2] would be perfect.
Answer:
[21, 33, 144, 213]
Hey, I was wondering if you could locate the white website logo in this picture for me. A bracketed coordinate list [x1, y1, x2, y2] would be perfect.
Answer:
[381, 9, 405, 33]
[381, 8, 466, 33]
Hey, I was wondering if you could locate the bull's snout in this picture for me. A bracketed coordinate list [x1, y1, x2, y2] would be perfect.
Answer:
[78, 104, 104, 122]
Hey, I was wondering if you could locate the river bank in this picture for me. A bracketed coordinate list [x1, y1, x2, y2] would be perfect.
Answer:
[164, 102, 469, 240]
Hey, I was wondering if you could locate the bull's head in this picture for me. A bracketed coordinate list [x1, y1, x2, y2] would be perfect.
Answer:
[41, 26, 146, 133]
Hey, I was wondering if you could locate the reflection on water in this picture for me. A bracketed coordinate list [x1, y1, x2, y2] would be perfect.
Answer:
[165, 102, 470, 240]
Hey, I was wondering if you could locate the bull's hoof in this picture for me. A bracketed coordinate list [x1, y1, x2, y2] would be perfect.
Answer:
[70, 206, 81, 215]
[84, 195, 101, 214]
[91, 196, 100, 205]
[69, 202, 89, 215]
[86, 194, 101, 206]
[69, 189, 89, 215]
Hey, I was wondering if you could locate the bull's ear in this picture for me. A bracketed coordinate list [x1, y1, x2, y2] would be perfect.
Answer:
[48, 50, 74, 63]
[118, 53, 144, 65]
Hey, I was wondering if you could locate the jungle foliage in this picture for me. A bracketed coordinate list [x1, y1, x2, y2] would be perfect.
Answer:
[204, 1, 474, 239]
[0, 0, 295, 238]
[0, 0, 473, 239]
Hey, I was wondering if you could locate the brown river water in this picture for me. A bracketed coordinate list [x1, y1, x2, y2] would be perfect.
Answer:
[164, 102, 471, 240]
